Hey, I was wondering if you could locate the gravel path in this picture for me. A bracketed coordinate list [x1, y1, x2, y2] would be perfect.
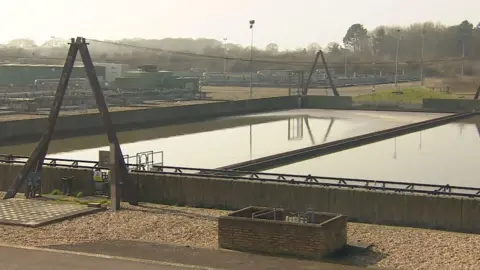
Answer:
[0, 202, 479, 269]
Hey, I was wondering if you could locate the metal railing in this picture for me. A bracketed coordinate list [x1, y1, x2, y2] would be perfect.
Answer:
[1, 154, 480, 198]
[140, 165, 480, 198]
[0, 154, 152, 171]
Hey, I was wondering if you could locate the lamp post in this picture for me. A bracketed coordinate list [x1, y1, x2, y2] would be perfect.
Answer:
[461, 39, 465, 76]
[394, 29, 401, 89]
[249, 20, 255, 99]
[420, 29, 425, 86]
[223, 37, 228, 74]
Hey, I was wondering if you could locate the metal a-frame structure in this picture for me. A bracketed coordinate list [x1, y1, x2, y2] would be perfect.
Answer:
[2, 37, 137, 209]
[302, 50, 340, 97]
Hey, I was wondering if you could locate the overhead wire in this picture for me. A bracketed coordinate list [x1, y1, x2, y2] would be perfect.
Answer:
[87, 38, 469, 67]
[0, 38, 473, 68]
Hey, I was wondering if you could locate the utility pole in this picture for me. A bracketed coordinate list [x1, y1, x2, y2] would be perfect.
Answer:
[249, 20, 255, 100]
[223, 37, 228, 74]
[420, 29, 425, 86]
[395, 29, 401, 89]
[461, 40, 465, 76]
[344, 49, 347, 78]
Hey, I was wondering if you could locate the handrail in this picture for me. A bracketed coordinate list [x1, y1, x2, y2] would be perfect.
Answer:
[1, 154, 479, 198]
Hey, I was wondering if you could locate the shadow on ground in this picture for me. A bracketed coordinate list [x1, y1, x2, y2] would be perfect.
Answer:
[325, 241, 387, 268]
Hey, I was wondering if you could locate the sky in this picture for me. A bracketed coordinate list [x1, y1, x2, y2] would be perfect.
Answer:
[1, 0, 478, 50]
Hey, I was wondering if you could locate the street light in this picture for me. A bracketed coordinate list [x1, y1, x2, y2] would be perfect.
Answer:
[461, 38, 465, 76]
[249, 20, 255, 99]
[223, 37, 228, 74]
[394, 29, 401, 89]
[420, 29, 426, 86]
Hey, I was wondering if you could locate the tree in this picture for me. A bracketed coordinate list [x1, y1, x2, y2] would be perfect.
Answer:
[343, 24, 368, 52]
[7, 38, 37, 48]
[265, 43, 279, 54]
[306, 43, 321, 55]
[326, 42, 342, 54]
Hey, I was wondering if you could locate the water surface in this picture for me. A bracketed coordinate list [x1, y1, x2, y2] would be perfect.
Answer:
[267, 116, 480, 187]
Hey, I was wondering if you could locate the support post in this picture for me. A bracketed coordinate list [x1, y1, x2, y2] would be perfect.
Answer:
[76, 37, 138, 205]
[302, 51, 321, 96]
[109, 143, 120, 211]
[474, 85, 480, 100]
[3, 39, 78, 200]
[4, 37, 138, 206]
[319, 50, 340, 96]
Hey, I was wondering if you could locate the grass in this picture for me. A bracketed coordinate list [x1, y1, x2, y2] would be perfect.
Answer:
[353, 87, 459, 104]
[43, 193, 110, 207]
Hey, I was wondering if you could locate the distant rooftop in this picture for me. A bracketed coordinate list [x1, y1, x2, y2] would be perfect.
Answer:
[0, 64, 84, 68]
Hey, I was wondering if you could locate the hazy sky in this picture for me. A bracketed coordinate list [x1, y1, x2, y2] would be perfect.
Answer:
[1, 0, 478, 50]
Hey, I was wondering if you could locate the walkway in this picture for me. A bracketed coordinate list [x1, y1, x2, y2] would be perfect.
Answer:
[0, 240, 372, 270]
[0, 245, 210, 270]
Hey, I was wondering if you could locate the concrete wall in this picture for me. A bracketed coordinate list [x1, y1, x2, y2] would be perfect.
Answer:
[0, 95, 355, 143]
[0, 165, 478, 233]
[423, 99, 480, 112]
[133, 173, 480, 234]
[303, 96, 353, 109]
[0, 96, 299, 143]
[0, 164, 94, 195]
[218, 206, 346, 258]
[0, 164, 478, 234]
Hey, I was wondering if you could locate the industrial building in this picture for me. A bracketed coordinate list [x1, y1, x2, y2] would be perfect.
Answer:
[113, 65, 200, 92]
[0, 64, 107, 86]
[94, 62, 128, 84]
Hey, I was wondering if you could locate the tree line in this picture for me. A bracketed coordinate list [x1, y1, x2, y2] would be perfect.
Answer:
[0, 20, 479, 76]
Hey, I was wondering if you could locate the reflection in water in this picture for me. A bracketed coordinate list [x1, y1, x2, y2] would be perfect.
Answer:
[45, 110, 421, 169]
[267, 119, 480, 187]
[288, 116, 336, 146]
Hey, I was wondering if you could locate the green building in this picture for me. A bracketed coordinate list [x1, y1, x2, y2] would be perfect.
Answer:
[0, 64, 107, 86]
[113, 67, 200, 92]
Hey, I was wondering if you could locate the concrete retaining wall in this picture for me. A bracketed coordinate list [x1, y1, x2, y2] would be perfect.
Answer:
[0, 165, 478, 233]
[303, 96, 353, 109]
[0, 96, 299, 143]
[0, 164, 94, 195]
[133, 173, 480, 234]
[0, 95, 356, 143]
[423, 99, 480, 112]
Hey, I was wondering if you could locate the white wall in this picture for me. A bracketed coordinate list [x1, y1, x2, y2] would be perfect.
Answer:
[94, 62, 126, 83]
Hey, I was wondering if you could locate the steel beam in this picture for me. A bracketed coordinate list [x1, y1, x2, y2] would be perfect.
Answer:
[3, 40, 78, 200]
[4, 37, 138, 206]
[302, 51, 321, 96]
[319, 50, 339, 96]
[76, 37, 138, 206]
[109, 143, 120, 211]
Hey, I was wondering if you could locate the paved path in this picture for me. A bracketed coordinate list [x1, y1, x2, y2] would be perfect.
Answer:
[0, 245, 210, 270]
[47, 240, 370, 270]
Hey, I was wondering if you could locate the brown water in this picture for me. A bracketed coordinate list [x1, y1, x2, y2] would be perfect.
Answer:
[267, 115, 480, 187]
[31, 109, 442, 169]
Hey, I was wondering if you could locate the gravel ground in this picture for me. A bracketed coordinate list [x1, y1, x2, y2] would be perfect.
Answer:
[0, 202, 479, 269]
